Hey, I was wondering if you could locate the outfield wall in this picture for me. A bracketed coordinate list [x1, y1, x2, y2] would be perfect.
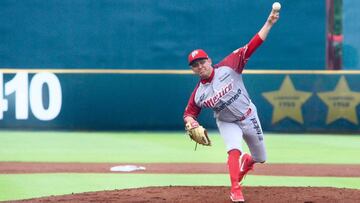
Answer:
[0, 0, 325, 69]
[343, 0, 360, 69]
[0, 70, 359, 133]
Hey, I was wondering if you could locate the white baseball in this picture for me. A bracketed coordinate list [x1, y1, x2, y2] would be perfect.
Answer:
[272, 2, 281, 11]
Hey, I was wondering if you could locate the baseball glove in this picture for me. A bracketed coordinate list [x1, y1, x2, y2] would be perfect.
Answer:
[185, 122, 211, 147]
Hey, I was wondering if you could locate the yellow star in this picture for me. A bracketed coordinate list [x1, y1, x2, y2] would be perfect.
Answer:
[262, 75, 312, 124]
[317, 76, 360, 125]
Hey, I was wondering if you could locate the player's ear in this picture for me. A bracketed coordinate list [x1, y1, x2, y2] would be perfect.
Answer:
[208, 58, 212, 65]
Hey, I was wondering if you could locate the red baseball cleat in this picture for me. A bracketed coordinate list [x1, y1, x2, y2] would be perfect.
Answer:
[230, 185, 245, 203]
[239, 153, 254, 183]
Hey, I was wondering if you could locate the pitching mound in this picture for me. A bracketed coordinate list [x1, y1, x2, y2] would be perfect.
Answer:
[15, 186, 360, 203]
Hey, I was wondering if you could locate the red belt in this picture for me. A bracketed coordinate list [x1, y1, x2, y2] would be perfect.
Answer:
[239, 108, 252, 121]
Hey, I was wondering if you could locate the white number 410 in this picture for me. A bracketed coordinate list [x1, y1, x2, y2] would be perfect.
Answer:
[0, 72, 62, 121]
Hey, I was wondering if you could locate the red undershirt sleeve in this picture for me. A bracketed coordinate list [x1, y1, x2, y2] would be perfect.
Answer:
[183, 84, 201, 122]
[214, 33, 263, 73]
[244, 33, 263, 59]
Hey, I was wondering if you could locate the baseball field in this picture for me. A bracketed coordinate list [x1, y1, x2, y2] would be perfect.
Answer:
[1, 131, 359, 202]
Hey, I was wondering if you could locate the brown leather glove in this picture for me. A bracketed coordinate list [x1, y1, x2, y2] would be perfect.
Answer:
[185, 122, 211, 146]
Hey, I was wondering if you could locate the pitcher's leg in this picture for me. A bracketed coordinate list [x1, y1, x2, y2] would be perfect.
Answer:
[216, 120, 245, 202]
[216, 120, 244, 152]
[240, 105, 267, 163]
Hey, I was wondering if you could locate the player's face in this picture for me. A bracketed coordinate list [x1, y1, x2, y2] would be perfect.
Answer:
[190, 58, 213, 79]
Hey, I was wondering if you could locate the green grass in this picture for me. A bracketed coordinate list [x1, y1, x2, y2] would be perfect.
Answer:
[0, 131, 359, 163]
[0, 173, 359, 201]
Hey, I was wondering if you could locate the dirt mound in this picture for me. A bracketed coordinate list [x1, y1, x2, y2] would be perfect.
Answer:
[13, 186, 360, 203]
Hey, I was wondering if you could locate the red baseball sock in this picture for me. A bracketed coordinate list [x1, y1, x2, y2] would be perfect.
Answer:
[227, 149, 241, 191]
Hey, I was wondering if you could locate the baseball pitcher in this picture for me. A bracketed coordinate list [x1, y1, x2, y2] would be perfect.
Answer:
[183, 4, 280, 203]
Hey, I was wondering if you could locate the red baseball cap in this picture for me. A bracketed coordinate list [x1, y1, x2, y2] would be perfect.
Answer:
[188, 49, 209, 65]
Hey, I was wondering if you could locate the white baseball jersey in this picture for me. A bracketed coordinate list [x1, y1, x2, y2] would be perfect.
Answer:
[184, 34, 263, 122]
